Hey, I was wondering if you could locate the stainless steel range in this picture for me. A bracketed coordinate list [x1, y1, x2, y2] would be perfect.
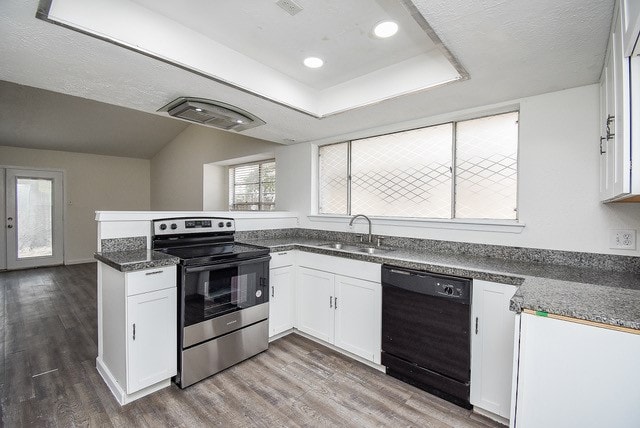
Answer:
[152, 217, 271, 388]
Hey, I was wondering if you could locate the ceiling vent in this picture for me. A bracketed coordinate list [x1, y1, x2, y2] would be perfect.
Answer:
[275, 0, 303, 16]
[159, 97, 265, 132]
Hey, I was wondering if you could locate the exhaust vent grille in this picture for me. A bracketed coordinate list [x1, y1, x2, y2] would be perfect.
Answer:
[159, 98, 265, 132]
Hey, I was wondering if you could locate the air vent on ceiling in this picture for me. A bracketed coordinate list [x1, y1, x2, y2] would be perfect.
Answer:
[275, 0, 303, 16]
[158, 97, 265, 132]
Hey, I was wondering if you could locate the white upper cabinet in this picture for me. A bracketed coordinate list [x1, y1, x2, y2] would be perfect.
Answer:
[599, 2, 637, 201]
[622, 0, 640, 56]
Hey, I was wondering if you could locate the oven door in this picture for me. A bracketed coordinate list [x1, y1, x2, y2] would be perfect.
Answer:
[181, 256, 270, 328]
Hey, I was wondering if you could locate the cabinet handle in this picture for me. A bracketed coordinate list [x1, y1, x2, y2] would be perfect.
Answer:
[133, 323, 136, 340]
[330, 296, 333, 308]
[475, 317, 479, 335]
[145, 270, 163, 276]
[277, 252, 287, 256]
[271, 286, 275, 298]
[600, 137, 606, 154]
[335, 297, 338, 309]
[606, 115, 615, 140]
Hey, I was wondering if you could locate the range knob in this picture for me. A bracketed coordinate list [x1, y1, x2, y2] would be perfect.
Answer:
[218, 222, 224, 228]
[159, 223, 167, 230]
[444, 285, 454, 295]
[170, 223, 178, 230]
[226, 221, 232, 227]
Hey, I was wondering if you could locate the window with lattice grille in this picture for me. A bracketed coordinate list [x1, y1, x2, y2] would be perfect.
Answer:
[318, 112, 518, 220]
[229, 160, 275, 211]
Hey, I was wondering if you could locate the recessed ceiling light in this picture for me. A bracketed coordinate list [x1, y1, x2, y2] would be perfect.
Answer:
[373, 21, 398, 38]
[195, 108, 203, 112]
[303, 57, 324, 68]
[236, 119, 244, 124]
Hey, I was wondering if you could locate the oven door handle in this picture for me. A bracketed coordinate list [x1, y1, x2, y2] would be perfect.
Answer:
[183, 255, 272, 274]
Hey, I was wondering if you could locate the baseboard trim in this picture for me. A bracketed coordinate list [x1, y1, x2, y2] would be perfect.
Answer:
[96, 357, 171, 405]
[66, 258, 97, 265]
[291, 329, 385, 373]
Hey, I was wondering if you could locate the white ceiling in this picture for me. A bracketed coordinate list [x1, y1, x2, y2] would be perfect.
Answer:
[0, 0, 614, 159]
[131, 0, 439, 90]
[0, 80, 188, 158]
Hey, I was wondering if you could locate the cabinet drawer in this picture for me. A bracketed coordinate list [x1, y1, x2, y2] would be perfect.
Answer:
[297, 252, 380, 283]
[126, 265, 176, 296]
[270, 250, 294, 269]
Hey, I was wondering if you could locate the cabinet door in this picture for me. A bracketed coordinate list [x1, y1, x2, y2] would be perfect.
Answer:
[622, 0, 640, 56]
[296, 267, 334, 343]
[515, 313, 640, 428]
[269, 265, 295, 337]
[334, 275, 381, 363]
[127, 288, 177, 394]
[612, 8, 632, 197]
[470, 280, 517, 419]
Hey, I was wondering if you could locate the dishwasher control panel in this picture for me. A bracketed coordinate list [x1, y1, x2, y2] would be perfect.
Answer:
[381, 265, 472, 304]
[435, 281, 465, 298]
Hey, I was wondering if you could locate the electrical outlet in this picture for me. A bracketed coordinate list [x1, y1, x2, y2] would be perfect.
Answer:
[609, 229, 637, 250]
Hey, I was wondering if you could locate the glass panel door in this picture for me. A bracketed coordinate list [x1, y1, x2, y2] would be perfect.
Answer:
[5, 169, 64, 270]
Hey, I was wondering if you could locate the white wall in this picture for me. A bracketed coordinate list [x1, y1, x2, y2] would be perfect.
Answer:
[150, 124, 279, 211]
[0, 145, 150, 263]
[203, 164, 227, 210]
[275, 85, 640, 256]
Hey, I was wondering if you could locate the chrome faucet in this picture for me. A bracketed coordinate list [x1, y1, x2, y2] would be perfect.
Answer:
[349, 214, 372, 243]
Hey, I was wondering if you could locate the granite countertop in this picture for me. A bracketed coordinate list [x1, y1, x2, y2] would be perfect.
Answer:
[240, 237, 640, 331]
[94, 249, 180, 272]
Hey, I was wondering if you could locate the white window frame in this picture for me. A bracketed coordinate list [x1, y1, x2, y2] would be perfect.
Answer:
[228, 159, 276, 211]
[313, 111, 524, 233]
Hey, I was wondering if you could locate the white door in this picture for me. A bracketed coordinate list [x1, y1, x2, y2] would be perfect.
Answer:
[296, 267, 334, 343]
[126, 287, 177, 394]
[5, 169, 64, 270]
[470, 280, 517, 419]
[0, 170, 5, 270]
[334, 275, 381, 363]
[269, 265, 295, 337]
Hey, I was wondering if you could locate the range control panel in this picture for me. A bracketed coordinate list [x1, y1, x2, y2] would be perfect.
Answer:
[153, 217, 235, 235]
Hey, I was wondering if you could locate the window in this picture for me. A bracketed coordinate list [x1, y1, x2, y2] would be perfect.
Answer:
[318, 112, 518, 220]
[229, 160, 275, 211]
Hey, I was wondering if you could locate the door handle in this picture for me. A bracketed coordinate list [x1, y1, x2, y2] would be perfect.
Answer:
[133, 323, 136, 341]
[271, 286, 274, 298]
[475, 317, 479, 335]
[334, 297, 338, 309]
[329, 296, 333, 308]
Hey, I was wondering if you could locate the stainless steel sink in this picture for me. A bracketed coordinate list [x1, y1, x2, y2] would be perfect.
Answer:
[319, 242, 349, 250]
[318, 242, 394, 254]
[358, 247, 379, 254]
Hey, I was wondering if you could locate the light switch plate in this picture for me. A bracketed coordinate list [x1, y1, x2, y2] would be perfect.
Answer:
[609, 229, 637, 250]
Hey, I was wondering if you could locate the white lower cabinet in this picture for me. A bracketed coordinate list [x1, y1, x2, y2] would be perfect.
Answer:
[97, 263, 177, 405]
[513, 313, 640, 428]
[297, 267, 335, 342]
[269, 251, 296, 338]
[296, 253, 381, 364]
[126, 288, 177, 394]
[334, 275, 381, 363]
[470, 280, 517, 420]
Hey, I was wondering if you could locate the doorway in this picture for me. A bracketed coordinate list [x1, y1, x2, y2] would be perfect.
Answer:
[1, 168, 64, 270]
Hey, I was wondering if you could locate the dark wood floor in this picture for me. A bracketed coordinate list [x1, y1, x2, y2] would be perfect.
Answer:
[0, 263, 503, 427]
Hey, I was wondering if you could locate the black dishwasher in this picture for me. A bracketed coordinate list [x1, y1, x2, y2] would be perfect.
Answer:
[381, 265, 472, 409]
